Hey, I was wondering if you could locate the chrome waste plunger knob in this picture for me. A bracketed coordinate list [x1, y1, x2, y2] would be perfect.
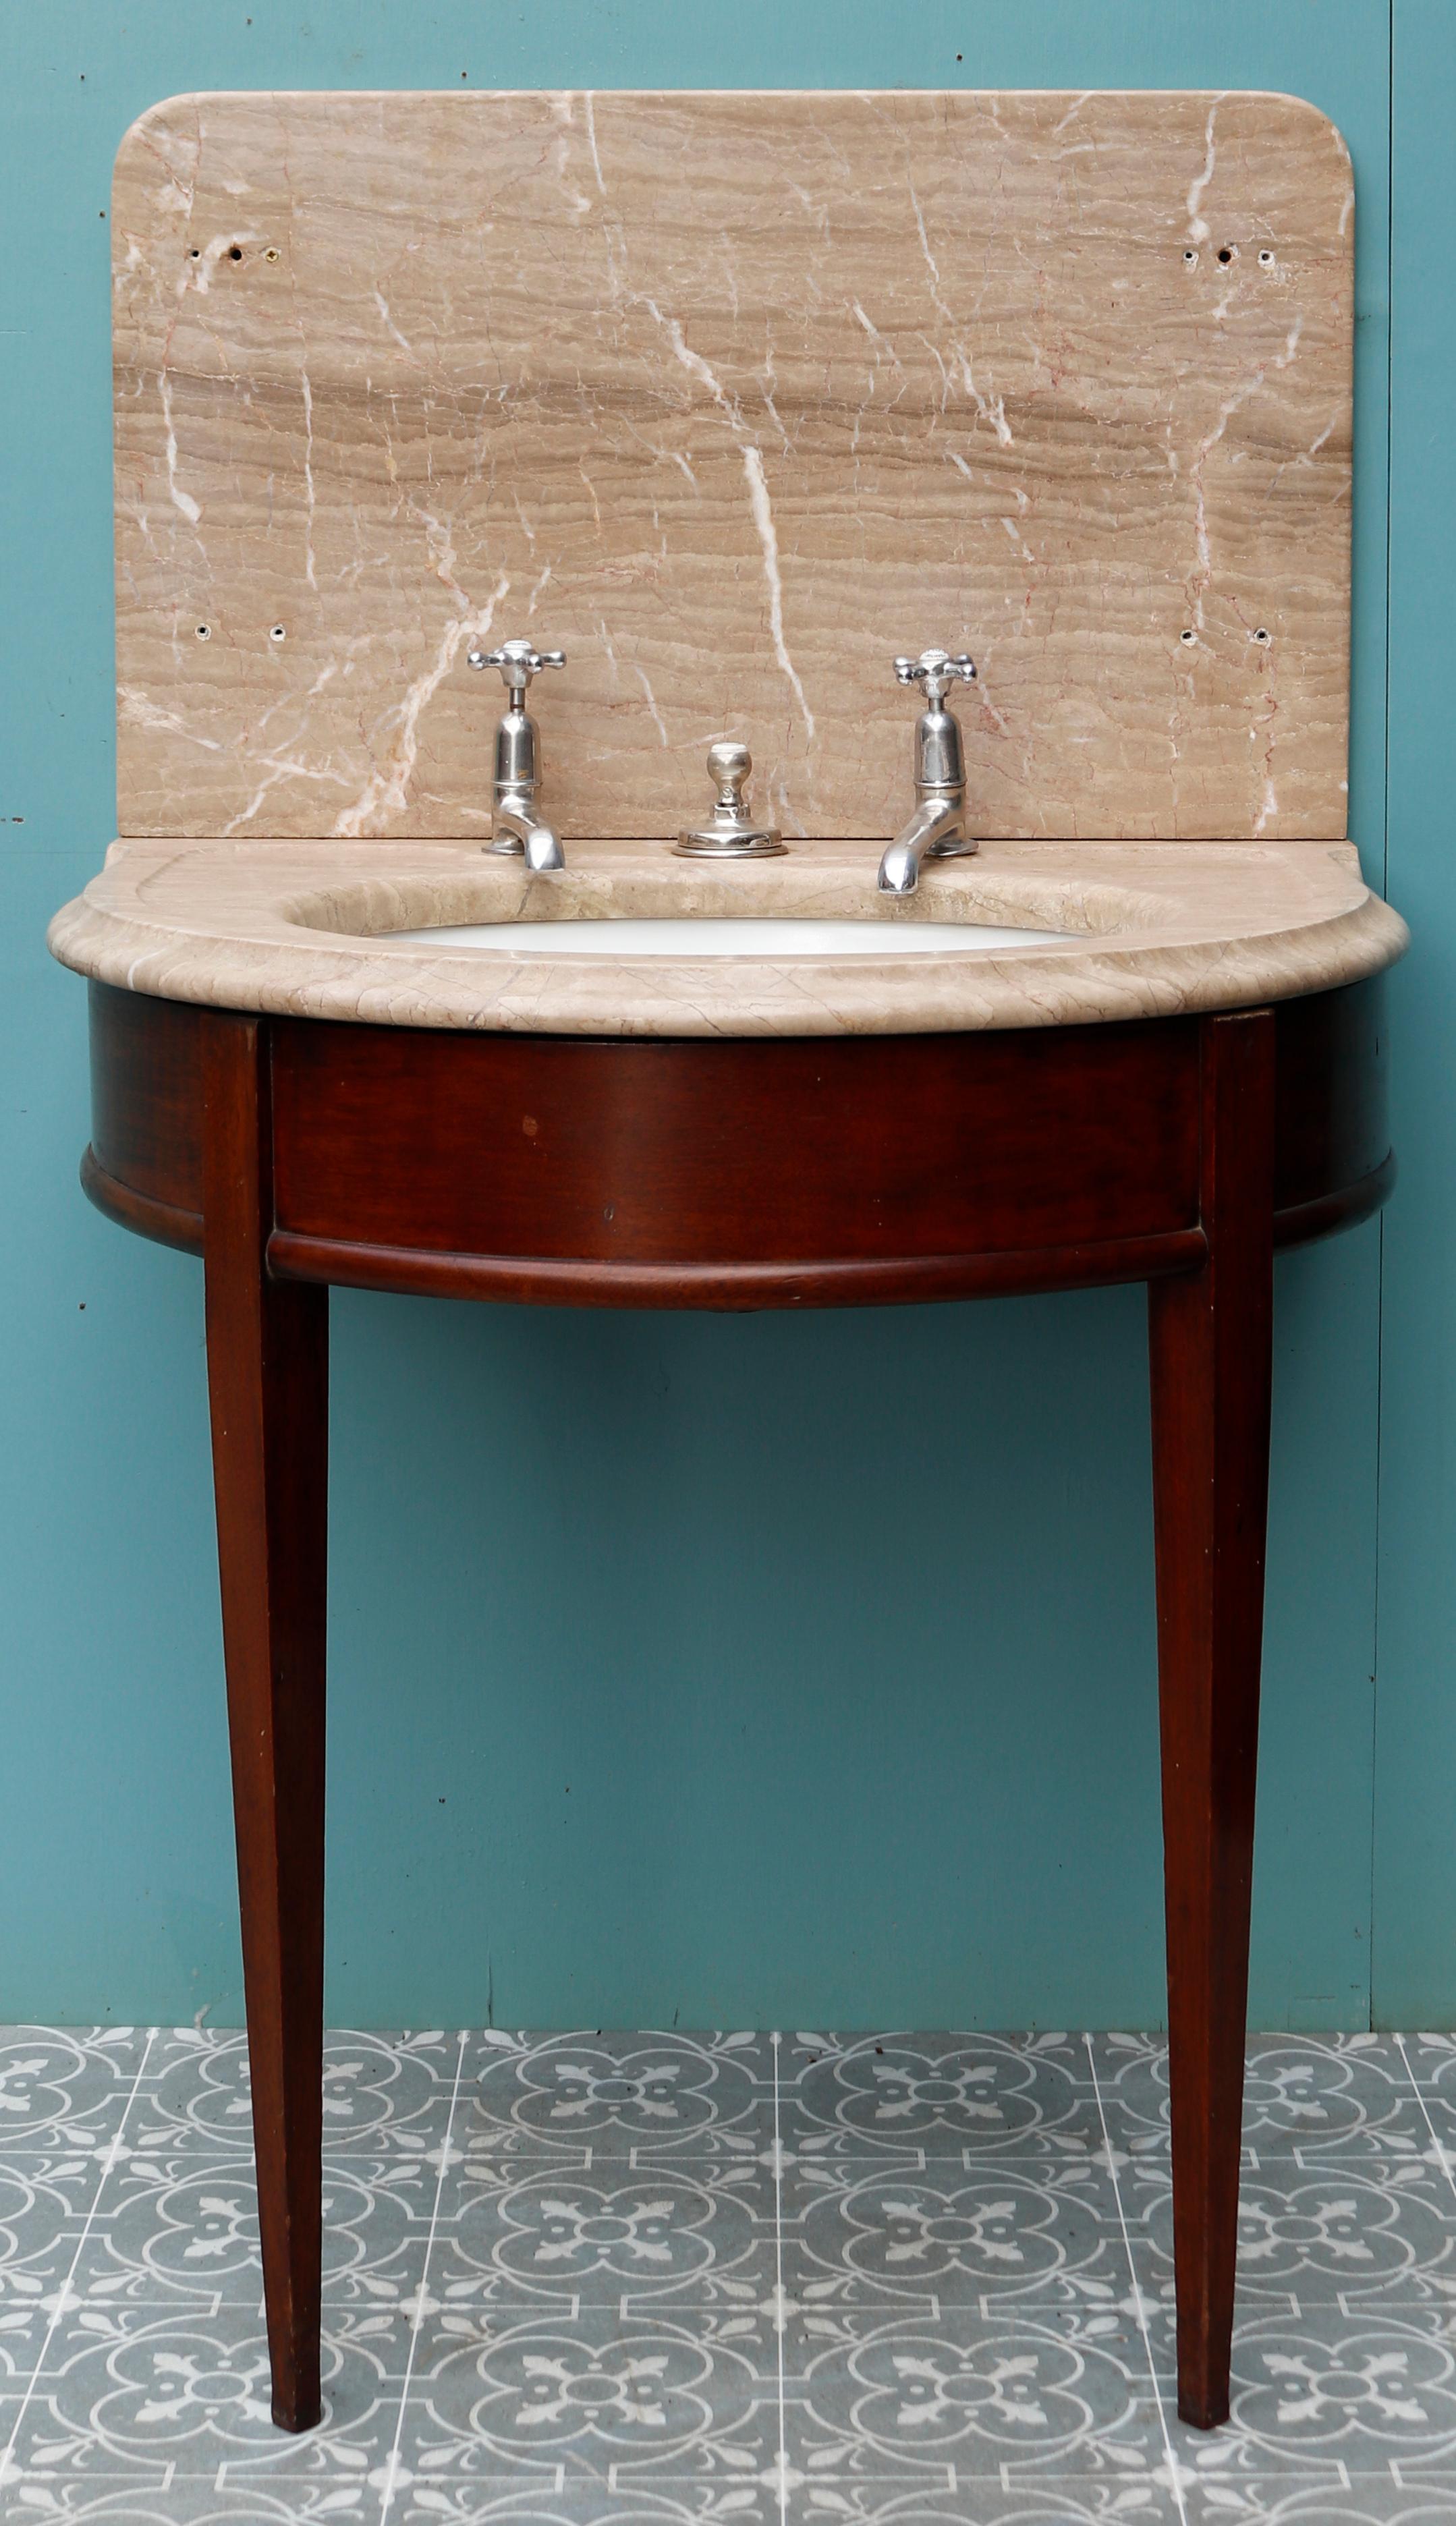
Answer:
[674, 739, 787, 858]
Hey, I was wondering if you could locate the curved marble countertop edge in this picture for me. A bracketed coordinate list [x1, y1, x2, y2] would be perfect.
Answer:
[47, 887, 1409, 1038]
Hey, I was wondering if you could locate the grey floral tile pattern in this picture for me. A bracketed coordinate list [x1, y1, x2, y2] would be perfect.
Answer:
[3, 2031, 1456, 2521]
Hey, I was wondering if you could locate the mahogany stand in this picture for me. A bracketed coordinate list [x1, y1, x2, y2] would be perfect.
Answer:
[81, 974, 1391, 2432]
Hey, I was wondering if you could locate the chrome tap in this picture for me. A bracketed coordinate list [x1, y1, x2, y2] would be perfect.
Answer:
[876, 648, 978, 895]
[466, 638, 567, 872]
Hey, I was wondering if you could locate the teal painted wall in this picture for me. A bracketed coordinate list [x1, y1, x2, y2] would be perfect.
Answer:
[1372, 0, 1456, 2026]
[0, 1, 1430, 2032]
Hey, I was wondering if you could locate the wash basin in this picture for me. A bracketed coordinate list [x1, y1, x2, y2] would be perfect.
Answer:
[383, 916, 1073, 958]
[50, 835, 1406, 1038]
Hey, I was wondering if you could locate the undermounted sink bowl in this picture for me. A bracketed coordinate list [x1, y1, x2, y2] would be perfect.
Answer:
[287, 853, 1117, 965]
[383, 916, 1075, 957]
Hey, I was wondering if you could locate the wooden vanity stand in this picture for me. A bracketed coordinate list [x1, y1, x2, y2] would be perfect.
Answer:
[55, 87, 1403, 2436]
[84, 971, 1391, 2432]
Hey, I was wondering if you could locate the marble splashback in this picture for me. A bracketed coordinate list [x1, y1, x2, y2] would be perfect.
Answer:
[112, 89, 1354, 845]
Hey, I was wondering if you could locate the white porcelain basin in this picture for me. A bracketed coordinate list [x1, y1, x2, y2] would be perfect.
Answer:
[386, 917, 1074, 958]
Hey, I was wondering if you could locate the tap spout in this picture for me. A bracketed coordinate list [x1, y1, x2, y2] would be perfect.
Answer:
[491, 795, 565, 873]
[877, 794, 972, 896]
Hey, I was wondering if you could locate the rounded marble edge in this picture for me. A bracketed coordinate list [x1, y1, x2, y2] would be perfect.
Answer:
[46, 887, 1409, 1038]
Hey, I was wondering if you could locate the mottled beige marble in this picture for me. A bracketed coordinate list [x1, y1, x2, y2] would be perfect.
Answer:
[47, 837, 1407, 1037]
[112, 88, 1353, 847]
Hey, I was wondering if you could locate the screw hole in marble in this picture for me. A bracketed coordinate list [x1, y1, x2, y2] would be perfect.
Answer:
[188, 247, 200, 260]
[1183, 248, 1198, 266]
[194, 623, 211, 641]
[1259, 249, 1276, 267]
[1252, 627, 1272, 645]
[1217, 244, 1237, 264]
[269, 623, 287, 644]
[228, 244, 244, 262]
[1180, 629, 1197, 645]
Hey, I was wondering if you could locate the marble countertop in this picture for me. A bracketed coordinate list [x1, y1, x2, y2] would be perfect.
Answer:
[47, 837, 1407, 1037]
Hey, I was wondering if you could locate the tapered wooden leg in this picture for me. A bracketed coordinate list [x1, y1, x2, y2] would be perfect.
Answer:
[1148, 1009, 1275, 2430]
[202, 1013, 329, 2432]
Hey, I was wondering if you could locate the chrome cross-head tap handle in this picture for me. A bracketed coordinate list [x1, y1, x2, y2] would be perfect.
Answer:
[878, 644, 979, 895]
[468, 638, 567, 709]
[893, 648, 977, 708]
[466, 636, 568, 872]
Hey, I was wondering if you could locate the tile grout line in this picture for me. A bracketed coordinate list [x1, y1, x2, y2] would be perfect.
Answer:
[1394, 2033, 1456, 2204]
[771, 2029, 788, 2525]
[377, 2026, 467, 2526]
[0, 2027, 157, 2491]
[1084, 2036, 1189, 2526]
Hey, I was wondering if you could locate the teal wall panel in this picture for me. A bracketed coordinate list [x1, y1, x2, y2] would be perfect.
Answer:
[0, 2, 1402, 2029]
[1372, 0, 1456, 2026]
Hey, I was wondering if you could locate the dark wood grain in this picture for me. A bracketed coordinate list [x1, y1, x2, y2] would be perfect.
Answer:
[88, 980, 204, 1238]
[1149, 1008, 1277, 2430]
[1272, 1150, 1395, 1250]
[266, 1227, 1212, 1310]
[83, 976, 1392, 1292]
[202, 1011, 329, 2434]
[80, 1143, 202, 1254]
[269, 1017, 1203, 1268]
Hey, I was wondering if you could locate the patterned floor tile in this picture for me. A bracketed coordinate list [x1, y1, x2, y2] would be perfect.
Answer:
[779, 2302, 1163, 2491]
[430, 2149, 778, 2317]
[0, 2481, 404, 2523]
[767, 2494, 1184, 2526]
[0, 2152, 116, 2305]
[1222, 2305, 1456, 2473]
[461, 2031, 777, 2164]
[0, 2305, 410, 2495]
[10, 2029, 1456, 2522]
[0, 2305, 53, 2390]
[1181, 2488, 1456, 2526]
[393, 2492, 781, 2526]
[1395, 2033, 1456, 2095]
[779, 2032, 1095, 2160]
[766, 2497, 1185, 2526]
[0, 2031, 149, 2154]
[66, 2148, 437, 2312]
[777, 2142, 1133, 2318]
[1135, 2293, 1456, 2478]
[1119, 2143, 1456, 2315]
[398, 2303, 779, 2492]
[138, 2026, 463, 2160]
[1393, 2085, 1456, 2182]
[1089, 2033, 1418, 2156]
[1107, 2150, 1456, 2379]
